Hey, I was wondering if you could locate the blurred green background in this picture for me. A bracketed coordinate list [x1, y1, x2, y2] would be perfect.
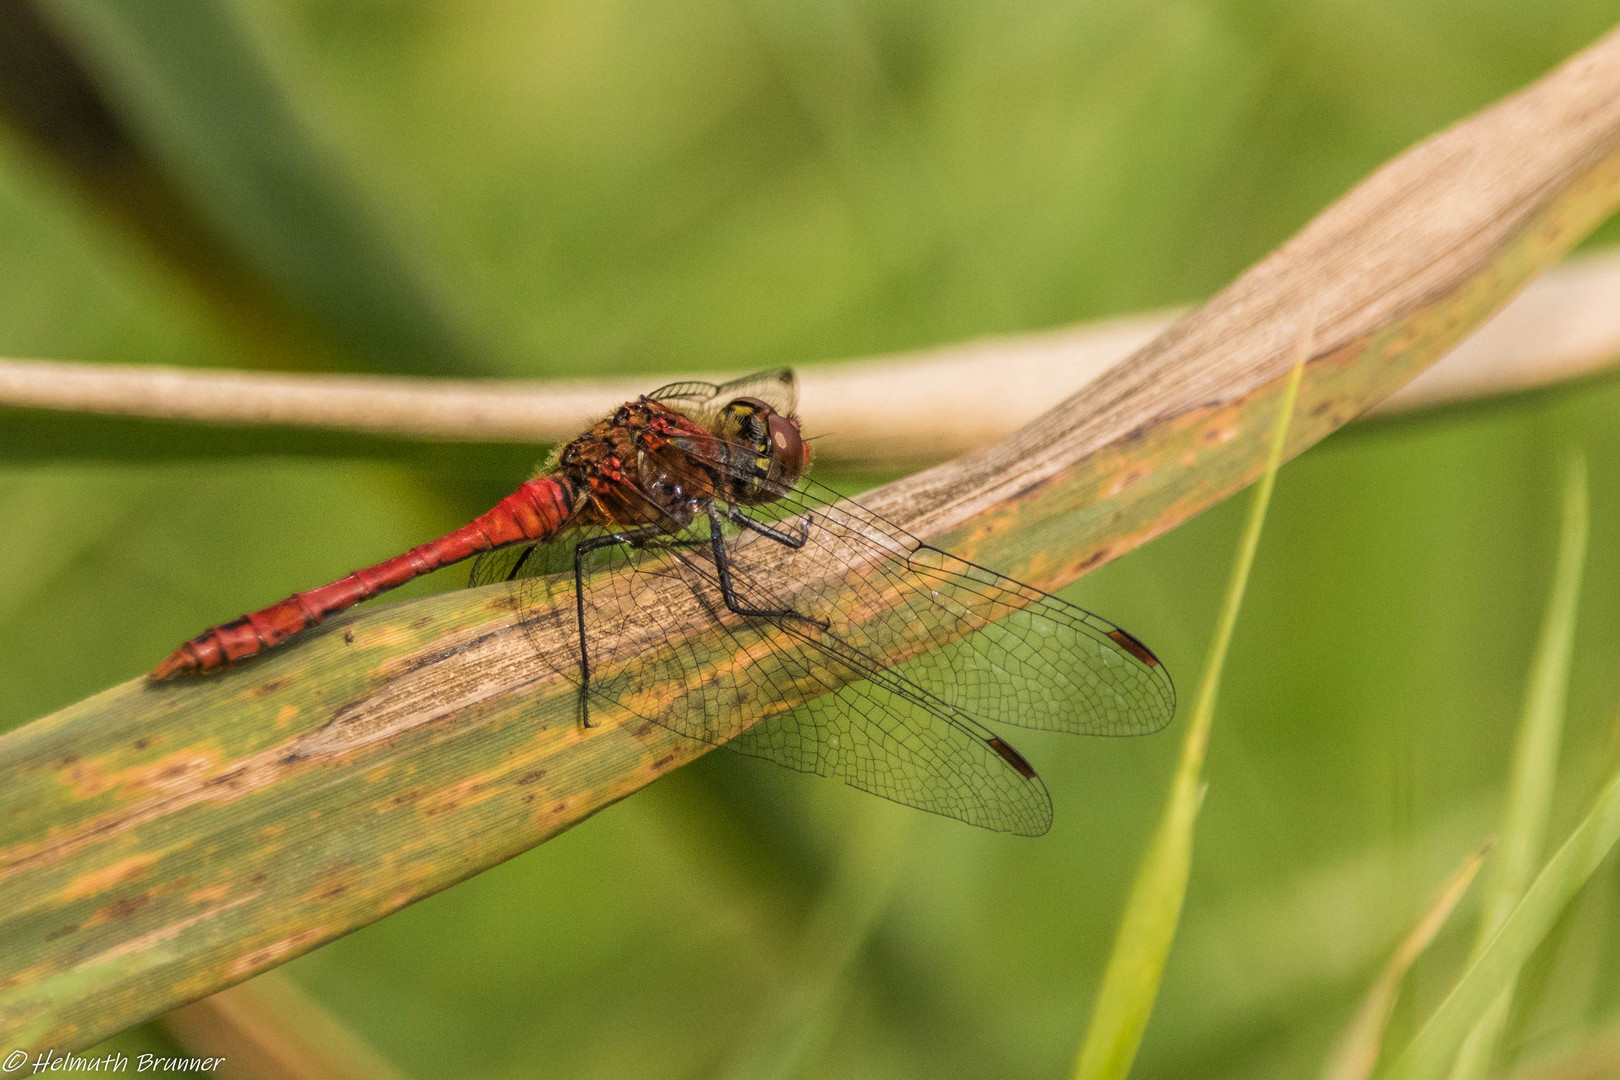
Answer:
[3, 1, 1620, 1077]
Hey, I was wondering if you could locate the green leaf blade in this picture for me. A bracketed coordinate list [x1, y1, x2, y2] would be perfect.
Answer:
[1389, 769, 1620, 1080]
[1072, 358, 1305, 1080]
[1318, 847, 1488, 1080]
[1447, 453, 1587, 1080]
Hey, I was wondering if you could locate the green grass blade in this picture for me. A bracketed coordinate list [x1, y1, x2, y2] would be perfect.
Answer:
[1071, 356, 1306, 1080]
[1318, 846, 1488, 1080]
[1448, 453, 1588, 1080]
[1387, 768, 1620, 1080]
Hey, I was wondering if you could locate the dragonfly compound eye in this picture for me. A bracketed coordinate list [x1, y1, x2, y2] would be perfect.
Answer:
[764, 412, 808, 478]
[723, 397, 808, 500]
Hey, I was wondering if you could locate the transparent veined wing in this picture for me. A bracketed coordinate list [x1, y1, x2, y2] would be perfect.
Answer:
[645, 368, 799, 424]
[470, 460, 1173, 835]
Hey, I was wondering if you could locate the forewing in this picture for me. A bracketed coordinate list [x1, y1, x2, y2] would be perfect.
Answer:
[731, 480, 1177, 738]
[878, 544, 1175, 736]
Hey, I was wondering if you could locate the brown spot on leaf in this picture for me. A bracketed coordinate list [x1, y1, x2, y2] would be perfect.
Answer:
[98, 892, 153, 921]
[1104, 467, 1152, 499]
[397, 627, 505, 676]
[187, 884, 232, 904]
[1076, 549, 1108, 573]
[1011, 477, 1049, 502]
[516, 770, 547, 786]
[45, 923, 79, 941]
[228, 929, 325, 979]
[62, 853, 160, 901]
[65, 749, 223, 800]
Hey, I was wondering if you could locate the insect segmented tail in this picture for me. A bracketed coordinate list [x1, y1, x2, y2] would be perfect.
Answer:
[150, 477, 574, 679]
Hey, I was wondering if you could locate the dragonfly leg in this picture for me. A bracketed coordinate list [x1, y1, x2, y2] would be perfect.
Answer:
[504, 544, 536, 582]
[707, 505, 829, 629]
[727, 507, 811, 549]
[571, 527, 704, 728]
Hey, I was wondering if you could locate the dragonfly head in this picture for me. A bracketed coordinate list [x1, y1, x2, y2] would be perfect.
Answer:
[717, 396, 810, 506]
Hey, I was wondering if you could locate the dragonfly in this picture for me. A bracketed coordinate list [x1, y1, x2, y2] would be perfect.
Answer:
[151, 369, 1175, 835]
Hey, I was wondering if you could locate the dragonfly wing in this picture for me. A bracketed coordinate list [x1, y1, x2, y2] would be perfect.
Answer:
[736, 480, 1177, 737]
[876, 545, 1175, 736]
[668, 533, 1054, 833]
[727, 662, 1054, 836]
[501, 517, 1053, 834]
[646, 369, 798, 422]
[644, 379, 724, 407]
[708, 368, 798, 415]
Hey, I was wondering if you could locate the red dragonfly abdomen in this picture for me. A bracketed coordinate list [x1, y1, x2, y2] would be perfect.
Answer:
[150, 476, 575, 679]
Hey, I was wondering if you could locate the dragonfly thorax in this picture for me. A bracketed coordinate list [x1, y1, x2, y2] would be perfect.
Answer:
[553, 400, 721, 532]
